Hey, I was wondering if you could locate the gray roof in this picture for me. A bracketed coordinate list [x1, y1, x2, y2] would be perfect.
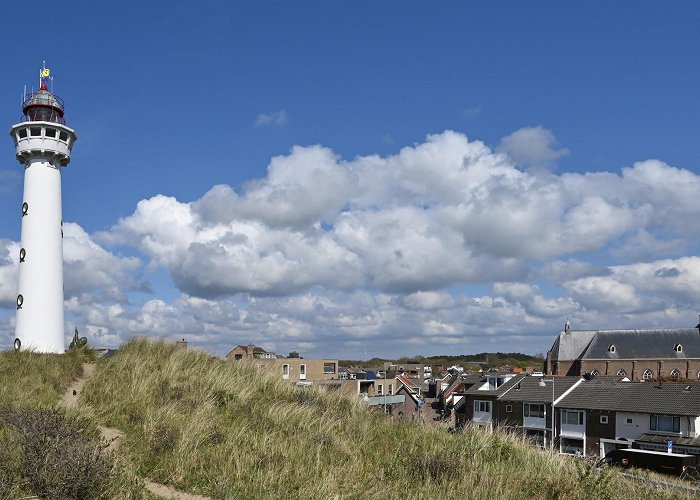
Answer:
[557, 377, 700, 416]
[463, 373, 527, 397]
[549, 330, 596, 361]
[550, 328, 700, 361]
[499, 376, 581, 403]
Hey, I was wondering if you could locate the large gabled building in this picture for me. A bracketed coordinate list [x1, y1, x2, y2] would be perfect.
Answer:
[545, 324, 700, 381]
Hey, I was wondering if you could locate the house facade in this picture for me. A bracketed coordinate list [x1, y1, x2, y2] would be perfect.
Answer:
[556, 377, 700, 457]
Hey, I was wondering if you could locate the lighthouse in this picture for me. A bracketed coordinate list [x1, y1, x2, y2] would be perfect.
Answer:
[9, 65, 77, 353]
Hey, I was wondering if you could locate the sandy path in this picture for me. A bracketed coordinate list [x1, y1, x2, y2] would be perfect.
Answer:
[61, 362, 212, 500]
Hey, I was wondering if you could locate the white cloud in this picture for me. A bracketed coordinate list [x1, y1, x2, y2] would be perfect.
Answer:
[497, 126, 569, 168]
[7, 130, 700, 357]
[102, 131, 700, 303]
[254, 110, 288, 127]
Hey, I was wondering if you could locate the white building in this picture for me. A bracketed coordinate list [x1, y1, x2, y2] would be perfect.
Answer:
[10, 66, 77, 353]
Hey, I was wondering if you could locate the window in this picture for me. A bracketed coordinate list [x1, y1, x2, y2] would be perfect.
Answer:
[524, 403, 545, 418]
[17, 128, 27, 139]
[377, 384, 384, 395]
[617, 369, 626, 377]
[626, 418, 633, 424]
[19, 248, 25, 263]
[45, 128, 56, 137]
[642, 369, 653, 380]
[234, 354, 242, 360]
[600, 415, 609, 424]
[282, 364, 290, 379]
[561, 410, 584, 426]
[299, 364, 306, 380]
[561, 438, 584, 455]
[590, 370, 599, 376]
[674, 344, 683, 353]
[474, 400, 491, 413]
[59, 131, 68, 142]
[505, 405, 513, 413]
[30, 127, 41, 136]
[608, 344, 616, 353]
[323, 362, 336, 374]
[669, 369, 681, 380]
[650, 415, 680, 433]
[16, 294, 23, 309]
[388, 384, 393, 395]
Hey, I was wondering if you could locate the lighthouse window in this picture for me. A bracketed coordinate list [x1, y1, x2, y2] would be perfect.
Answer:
[21, 202, 28, 216]
[17, 128, 27, 139]
[30, 127, 41, 137]
[59, 131, 68, 142]
[19, 248, 25, 262]
[45, 128, 57, 138]
[16, 294, 23, 309]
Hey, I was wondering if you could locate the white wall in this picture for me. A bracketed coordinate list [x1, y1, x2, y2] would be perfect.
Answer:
[616, 412, 697, 439]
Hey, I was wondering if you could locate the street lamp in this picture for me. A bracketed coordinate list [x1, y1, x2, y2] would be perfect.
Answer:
[539, 378, 555, 453]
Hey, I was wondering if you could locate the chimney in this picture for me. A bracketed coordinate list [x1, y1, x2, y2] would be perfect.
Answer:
[176, 338, 187, 350]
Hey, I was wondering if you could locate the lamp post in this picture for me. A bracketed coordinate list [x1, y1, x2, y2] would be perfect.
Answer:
[539, 378, 555, 453]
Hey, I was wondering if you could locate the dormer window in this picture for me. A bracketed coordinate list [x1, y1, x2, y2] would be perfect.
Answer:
[674, 344, 683, 353]
[608, 344, 616, 353]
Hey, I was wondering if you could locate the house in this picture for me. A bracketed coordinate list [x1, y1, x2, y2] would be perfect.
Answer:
[396, 373, 423, 397]
[556, 377, 700, 457]
[454, 372, 526, 429]
[439, 373, 483, 428]
[545, 322, 700, 381]
[495, 376, 582, 449]
[385, 362, 431, 382]
[226, 344, 276, 361]
[227, 346, 338, 384]
[390, 385, 424, 420]
[270, 358, 339, 384]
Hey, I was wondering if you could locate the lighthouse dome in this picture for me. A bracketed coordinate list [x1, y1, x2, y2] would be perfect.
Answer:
[22, 86, 65, 124]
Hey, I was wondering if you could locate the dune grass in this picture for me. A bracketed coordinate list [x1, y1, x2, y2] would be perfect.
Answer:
[80, 338, 693, 499]
[0, 347, 91, 407]
[0, 347, 144, 499]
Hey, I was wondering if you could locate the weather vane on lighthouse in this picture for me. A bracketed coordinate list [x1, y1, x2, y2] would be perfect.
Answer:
[10, 64, 77, 353]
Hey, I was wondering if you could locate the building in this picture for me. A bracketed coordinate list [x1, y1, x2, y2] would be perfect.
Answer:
[273, 357, 339, 384]
[495, 376, 582, 449]
[556, 377, 700, 457]
[226, 344, 276, 361]
[454, 372, 526, 429]
[11, 65, 77, 353]
[545, 322, 700, 381]
[227, 346, 339, 385]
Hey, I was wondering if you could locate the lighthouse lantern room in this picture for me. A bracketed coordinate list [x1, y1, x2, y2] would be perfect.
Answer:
[10, 64, 77, 353]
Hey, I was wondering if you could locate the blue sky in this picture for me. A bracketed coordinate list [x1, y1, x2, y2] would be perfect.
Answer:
[2, 2, 700, 359]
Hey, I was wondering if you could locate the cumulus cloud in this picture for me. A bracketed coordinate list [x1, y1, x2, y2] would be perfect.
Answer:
[254, 110, 288, 127]
[7, 130, 700, 356]
[0, 224, 143, 311]
[102, 131, 700, 305]
[497, 126, 569, 168]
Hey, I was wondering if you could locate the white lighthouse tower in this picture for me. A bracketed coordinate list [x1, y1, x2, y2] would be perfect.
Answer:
[10, 65, 77, 353]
